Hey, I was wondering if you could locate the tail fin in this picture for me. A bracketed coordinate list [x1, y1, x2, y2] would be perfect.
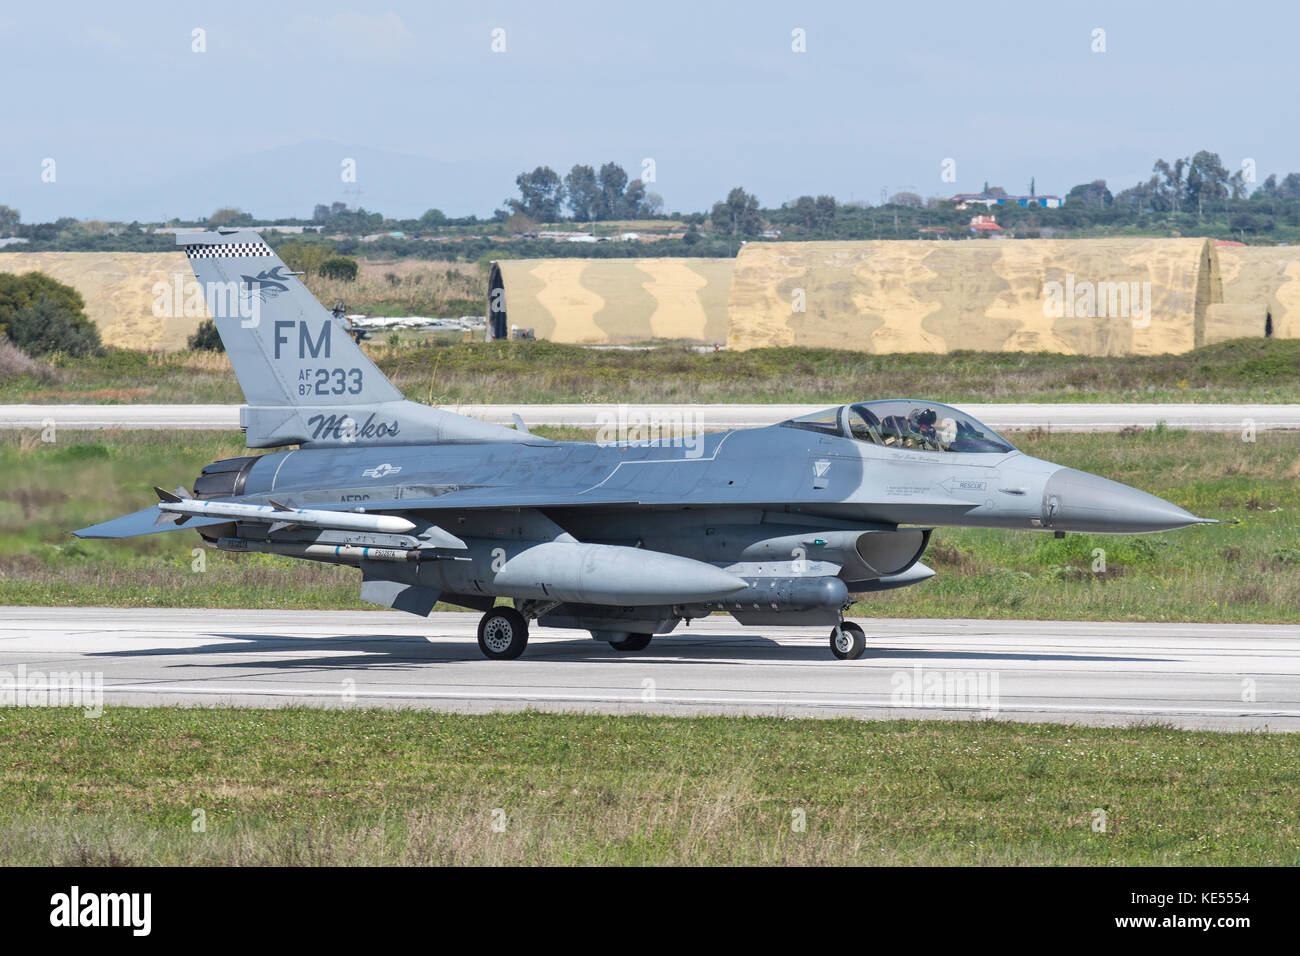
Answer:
[181, 230, 524, 448]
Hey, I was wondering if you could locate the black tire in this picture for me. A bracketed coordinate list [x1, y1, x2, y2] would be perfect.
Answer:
[477, 607, 529, 660]
[609, 633, 652, 652]
[829, 622, 866, 660]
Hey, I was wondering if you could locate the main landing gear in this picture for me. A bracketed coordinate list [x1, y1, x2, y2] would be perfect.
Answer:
[476, 607, 860, 661]
[477, 607, 529, 660]
[829, 621, 866, 660]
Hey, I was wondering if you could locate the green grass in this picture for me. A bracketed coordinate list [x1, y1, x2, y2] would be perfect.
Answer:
[0, 708, 1295, 865]
[1, 427, 1298, 622]
[4, 337, 1300, 405]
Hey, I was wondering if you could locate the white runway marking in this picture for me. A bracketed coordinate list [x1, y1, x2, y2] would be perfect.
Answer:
[2, 608, 1298, 731]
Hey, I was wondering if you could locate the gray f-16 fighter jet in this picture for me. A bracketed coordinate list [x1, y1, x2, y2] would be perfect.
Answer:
[76, 231, 1221, 660]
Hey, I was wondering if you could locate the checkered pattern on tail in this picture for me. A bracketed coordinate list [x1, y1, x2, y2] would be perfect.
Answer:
[184, 241, 273, 260]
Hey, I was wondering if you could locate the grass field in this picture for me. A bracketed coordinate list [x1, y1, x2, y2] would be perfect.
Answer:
[305, 257, 482, 319]
[4, 337, 1300, 406]
[0, 708, 1295, 865]
[1, 427, 1297, 622]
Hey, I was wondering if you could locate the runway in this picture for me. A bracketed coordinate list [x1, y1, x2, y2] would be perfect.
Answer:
[2, 403, 1299, 432]
[3, 608, 1298, 731]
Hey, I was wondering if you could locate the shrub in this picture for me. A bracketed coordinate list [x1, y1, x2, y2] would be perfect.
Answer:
[0, 271, 87, 337]
[0, 337, 51, 381]
[319, 257, 359, 281]
[277, 240, 329, 275]
[4, 296, 101, 356]
[187, 318, 225, 352]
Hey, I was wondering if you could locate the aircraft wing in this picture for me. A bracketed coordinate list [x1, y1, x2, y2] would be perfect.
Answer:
[320, 486, 975, 514]
[75, 486, 975, 537]
[325, 488, 644, 511]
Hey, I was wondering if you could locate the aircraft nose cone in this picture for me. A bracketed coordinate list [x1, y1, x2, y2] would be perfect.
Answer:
[1042, 467, 1208, 533]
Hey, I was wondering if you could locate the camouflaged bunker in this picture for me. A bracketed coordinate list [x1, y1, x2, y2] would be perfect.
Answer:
[486, 257, 733, 344]
[12, 238, 1298, 357]
[1211, 244, 1300, 342]
[724, 238, 1225, 355]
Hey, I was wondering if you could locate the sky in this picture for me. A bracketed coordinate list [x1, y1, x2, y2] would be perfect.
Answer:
[1, 0, 1296, 222]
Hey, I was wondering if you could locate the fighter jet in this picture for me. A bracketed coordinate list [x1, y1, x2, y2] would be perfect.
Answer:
[76, 230, 1222, 660]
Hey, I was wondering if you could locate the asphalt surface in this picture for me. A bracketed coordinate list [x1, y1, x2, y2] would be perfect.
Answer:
[4, 608, 1297, 731]
[2, 403, 1299, 432]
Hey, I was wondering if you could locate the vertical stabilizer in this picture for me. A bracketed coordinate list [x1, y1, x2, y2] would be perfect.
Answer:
[180, 230, 527, 448]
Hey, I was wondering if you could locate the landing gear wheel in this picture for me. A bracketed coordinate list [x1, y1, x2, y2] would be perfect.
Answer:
[610, 633, 652, 652]
[829, 622, 866, 660]
[477, 607, 529, 660]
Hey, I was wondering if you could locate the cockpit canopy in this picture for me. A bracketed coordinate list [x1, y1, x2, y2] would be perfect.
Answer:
[782, 401, 1016, 454]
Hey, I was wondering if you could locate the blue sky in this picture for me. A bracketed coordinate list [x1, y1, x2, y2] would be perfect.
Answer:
[1, 0, 1295, 221]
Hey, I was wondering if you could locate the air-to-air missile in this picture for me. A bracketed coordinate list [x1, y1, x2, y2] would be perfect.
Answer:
[77, 230, 1228, 661]
[153, 487, 417, 535]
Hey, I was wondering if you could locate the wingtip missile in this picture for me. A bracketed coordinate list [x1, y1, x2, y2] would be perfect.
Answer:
[156, 496, 416, 535]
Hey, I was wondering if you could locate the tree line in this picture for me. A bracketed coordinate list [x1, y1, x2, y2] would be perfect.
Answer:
[505, 162, 664, 222]
[6, 148, 1300, 251]
[1067, 150, 1300, 217]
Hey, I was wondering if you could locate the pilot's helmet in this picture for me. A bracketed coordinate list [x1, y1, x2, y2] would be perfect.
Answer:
[912, 407, 938, 427]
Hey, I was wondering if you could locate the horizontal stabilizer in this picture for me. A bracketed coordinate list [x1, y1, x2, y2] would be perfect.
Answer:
[359, 575, 441, 616]
[75, 507, 232, 539]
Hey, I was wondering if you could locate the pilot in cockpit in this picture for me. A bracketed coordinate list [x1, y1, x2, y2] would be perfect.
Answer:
[908, 406, 939, 444]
